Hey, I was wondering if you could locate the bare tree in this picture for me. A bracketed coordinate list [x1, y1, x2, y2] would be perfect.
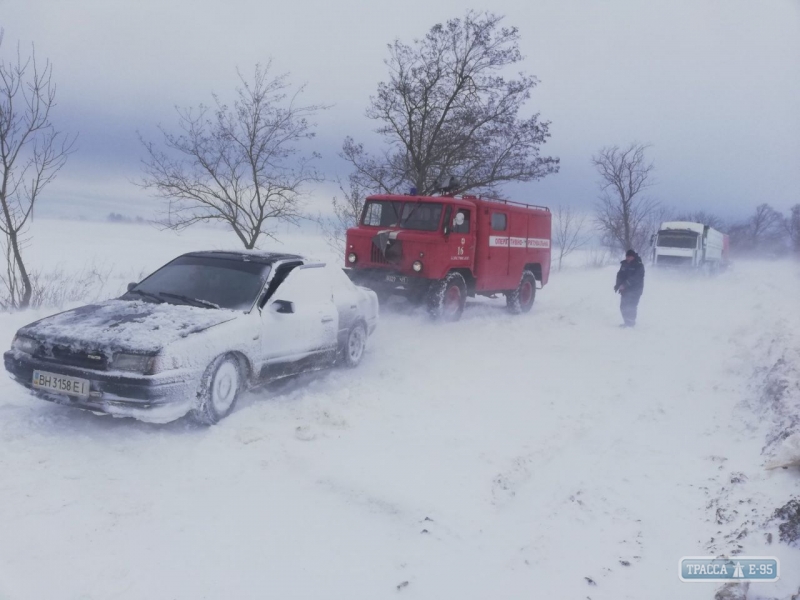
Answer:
[0, 32, 75, 309]
[728, 203, 787, 255]
[674, 209, 726, 231]
[749, 203, 786, 245]
[787, 204, 800, 255]
[341, 11, 559, 200]
[553, 204, 588, 270]
[141, 63, 326, 249]
[593, 143, 659, 253]
[318, 174, 368, 257]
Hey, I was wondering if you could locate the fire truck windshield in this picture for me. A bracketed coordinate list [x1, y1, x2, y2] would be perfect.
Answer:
[362, 200, 444, 231]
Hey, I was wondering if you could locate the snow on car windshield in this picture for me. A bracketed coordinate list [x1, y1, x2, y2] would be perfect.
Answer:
[362, 200, 443, 231]
[130, 255, 271, 311]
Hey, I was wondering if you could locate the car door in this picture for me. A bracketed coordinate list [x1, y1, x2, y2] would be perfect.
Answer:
[260, 264, 338, 365]
[325, 264, 365, 344]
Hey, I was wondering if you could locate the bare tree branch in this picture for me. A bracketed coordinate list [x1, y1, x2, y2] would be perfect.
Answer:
[0, 32, 76, 309]
[592, 143, 659, 253]
[553, 204, 589, 271]
[339, 11, 559, 207]
[728, 203, 788, 256]
[317, 174, 369, 257]
[140, 62, 327, 249]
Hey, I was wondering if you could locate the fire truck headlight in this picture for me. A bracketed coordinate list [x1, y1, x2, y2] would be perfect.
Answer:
[412, 260, 423, 272]
[347, 253, 357, 264]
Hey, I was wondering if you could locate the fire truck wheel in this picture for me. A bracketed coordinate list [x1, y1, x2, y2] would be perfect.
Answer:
[506, 270, 537, 314]
[427, 272, 467, 321]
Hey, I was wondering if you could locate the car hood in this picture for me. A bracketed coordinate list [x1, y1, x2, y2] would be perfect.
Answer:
[18, 299, 238, 355]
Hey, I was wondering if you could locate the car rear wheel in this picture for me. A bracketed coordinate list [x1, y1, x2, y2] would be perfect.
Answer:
[506, 270, 537, 314]
[192, 354, 242, 425]
[341, 322, 367, 368]
[427, 272, 467, 322]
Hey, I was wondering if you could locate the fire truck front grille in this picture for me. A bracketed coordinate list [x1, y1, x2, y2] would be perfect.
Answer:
[370, 245, 389, 264]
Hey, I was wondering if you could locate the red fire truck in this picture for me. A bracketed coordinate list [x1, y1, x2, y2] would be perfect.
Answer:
[344, 193, 551, 321]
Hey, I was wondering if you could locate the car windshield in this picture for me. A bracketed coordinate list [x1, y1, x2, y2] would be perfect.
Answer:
[657, 232, 698, 249]
[362, 200, 443, 231]
[126, 255, 271, 311]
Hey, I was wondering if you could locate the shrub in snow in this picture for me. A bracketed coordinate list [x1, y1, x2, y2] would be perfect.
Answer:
[33, 264, 112, 308]
[1, 262, 113, 311]
[773, 499, 800, 548]
[714, 582, 749, 600]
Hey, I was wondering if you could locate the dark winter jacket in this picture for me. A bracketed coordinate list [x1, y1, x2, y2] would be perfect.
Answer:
[615, 254, 645, 294]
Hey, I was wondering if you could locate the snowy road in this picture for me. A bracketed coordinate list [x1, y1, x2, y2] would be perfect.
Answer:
[1, 258, 799, 599]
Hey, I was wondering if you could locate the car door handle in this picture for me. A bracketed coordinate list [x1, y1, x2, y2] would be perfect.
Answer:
[321, 316, 334, 323]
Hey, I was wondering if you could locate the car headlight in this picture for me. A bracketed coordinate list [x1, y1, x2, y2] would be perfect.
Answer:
[111, 353, 155, 373]
[412, 260, 423, 272]
[11, 335, 38, 355]
[151, 353, 181, 373]
[348, 252, 357, 264]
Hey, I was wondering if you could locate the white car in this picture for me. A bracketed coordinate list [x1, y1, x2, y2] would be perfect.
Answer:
[4, 251, 379, 424]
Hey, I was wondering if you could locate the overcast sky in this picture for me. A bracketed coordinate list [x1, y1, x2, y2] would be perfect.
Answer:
[2, 0, 799, 221]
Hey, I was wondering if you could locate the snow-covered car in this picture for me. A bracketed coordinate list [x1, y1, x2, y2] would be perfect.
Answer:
[3, 251, 379, 424]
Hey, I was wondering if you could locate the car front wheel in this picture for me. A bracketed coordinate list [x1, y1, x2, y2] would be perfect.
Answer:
[192, 354, 242, 425]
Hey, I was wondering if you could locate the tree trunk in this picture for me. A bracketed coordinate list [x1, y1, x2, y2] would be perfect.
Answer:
[7, 228, 31, 308]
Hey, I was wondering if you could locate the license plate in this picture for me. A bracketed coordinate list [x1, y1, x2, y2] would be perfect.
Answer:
[385, 275, 409, 284]
[32, 370, 90, 398]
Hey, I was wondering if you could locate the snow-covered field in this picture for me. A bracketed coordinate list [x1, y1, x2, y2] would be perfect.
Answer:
[1, 220, 799, 600]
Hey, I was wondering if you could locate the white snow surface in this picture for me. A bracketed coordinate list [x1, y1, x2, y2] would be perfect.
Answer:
[767, 433, 800, 470]
[1, 220, 799, 599]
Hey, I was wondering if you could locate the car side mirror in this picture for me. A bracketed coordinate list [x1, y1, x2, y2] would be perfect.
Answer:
[270, 300, 294, 314]
[127, 282, 137, 292]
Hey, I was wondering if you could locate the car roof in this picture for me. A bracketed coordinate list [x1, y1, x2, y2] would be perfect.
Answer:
[182, 250, 305, 265]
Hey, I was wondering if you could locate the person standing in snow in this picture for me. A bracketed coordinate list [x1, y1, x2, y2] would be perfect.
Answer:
[614, 249, 645, 327]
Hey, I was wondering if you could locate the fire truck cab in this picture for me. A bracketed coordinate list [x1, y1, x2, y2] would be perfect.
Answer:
[344, 193, 551, 321]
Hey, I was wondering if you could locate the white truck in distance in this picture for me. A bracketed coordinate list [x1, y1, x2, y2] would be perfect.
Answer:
[651, 221, 730, 271]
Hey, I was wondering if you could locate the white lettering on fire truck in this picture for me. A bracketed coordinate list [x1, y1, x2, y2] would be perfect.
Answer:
[488, 236, 550, 249]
